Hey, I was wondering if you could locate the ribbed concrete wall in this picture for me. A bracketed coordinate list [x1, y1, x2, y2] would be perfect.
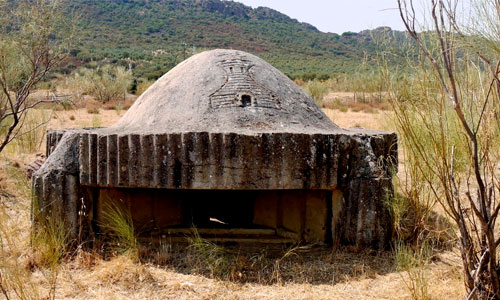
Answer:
[77, 132, 339, 189]
[38, 128, 397, 248]
[46, 130, 66, 156]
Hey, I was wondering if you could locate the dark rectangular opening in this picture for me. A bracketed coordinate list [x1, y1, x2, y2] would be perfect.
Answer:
[96, 188, 333, 243]
[181, 190, 256, 228]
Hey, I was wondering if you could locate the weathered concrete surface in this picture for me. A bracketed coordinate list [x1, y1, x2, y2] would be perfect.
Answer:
[34, 49, 397, 249]
[45, 129, 396, 191]
[33, 132, 93, 243]
[334, 132, 396, 249]
[103, 49, 339, 134]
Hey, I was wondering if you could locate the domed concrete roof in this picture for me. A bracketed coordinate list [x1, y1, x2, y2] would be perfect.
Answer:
[63, 49, 395, 192]
[35, 49, 397, 248]
[101, 49, 341, 135]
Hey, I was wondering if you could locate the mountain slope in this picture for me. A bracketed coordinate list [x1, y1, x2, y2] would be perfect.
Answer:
[66, 0, 405, 79]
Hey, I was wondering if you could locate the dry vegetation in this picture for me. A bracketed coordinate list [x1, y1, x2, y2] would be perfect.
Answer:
[2, 0, 490, 298]
[0, 95, 467, 299]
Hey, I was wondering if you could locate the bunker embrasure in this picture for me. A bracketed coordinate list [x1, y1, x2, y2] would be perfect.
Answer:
[33, 49, 397, 249]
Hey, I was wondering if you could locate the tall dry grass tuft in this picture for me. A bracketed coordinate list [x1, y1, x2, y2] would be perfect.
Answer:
[394, 242, 432, 300]
[186, 229, 236, 280]
[1, 109, 50, 155]
[0, 204, 41, 300]
[387, 174, 456, 249]
[99, 198, 139, 261]
[31, 209, 69, 300]
[0, 165, 66, 300]
[271, 243, 313, 285]
[31, 208, 69, 269]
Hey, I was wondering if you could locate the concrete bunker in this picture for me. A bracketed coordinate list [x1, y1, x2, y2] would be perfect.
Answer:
[33, 49, 397, 249]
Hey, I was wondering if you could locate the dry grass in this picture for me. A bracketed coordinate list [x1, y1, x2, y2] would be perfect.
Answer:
[4, 109, 51, 155]
[101, 98, 135, 111]
[321, 92, 391, 113]
[85, 100, 101, 114]
[99, 197, 139, 260]
[323, 108, 390, 130]
[46, 109, 120, 130]
[39, 248, 464, 300]
[0, 99, 467, 300]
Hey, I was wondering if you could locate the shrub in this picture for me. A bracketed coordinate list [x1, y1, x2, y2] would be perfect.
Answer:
[304, 80, 328, 107]
[0, 0, 73, 154]
[135, 80, 154, 96]
[68, 65, 133, 103]
[387, 1, 500, 298]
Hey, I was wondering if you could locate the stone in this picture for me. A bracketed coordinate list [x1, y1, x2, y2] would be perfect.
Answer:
[33, 49, 397, 249]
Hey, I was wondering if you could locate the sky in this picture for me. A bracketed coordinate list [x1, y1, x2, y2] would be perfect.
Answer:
[237, 0, 407, 34]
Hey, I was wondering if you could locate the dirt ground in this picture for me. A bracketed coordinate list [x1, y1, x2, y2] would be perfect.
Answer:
[46, 107, 389, 132]
[0, 101, 465, 300]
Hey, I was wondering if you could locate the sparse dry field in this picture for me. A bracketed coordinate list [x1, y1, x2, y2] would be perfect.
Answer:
[0, 96, 465, 300]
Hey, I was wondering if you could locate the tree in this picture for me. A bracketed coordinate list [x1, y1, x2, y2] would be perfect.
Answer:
[394, 0, 500, 298]
[0, 0, 72, 153]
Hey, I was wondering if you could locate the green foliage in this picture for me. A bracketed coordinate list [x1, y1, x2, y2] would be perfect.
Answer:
[99, 198, 139, 261]
[60, 0, 409, 80]
[394, 242, 432, 300]
[187, 229, 234, 279]
[303, 80, 328, 107]
[68, 65, 132, 103]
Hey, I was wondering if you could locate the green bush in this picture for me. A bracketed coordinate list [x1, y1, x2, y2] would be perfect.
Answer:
[304, 80, 328, 107]
[68, 65, 133, 103]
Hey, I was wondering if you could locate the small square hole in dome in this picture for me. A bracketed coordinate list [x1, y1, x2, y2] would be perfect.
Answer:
[240, 94, 252, 107]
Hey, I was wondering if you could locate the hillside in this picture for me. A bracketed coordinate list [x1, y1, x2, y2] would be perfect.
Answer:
[64, 0, 406, 80]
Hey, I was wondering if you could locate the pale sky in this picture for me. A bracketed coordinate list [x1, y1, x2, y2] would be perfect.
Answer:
[237, 0, 407, 34]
